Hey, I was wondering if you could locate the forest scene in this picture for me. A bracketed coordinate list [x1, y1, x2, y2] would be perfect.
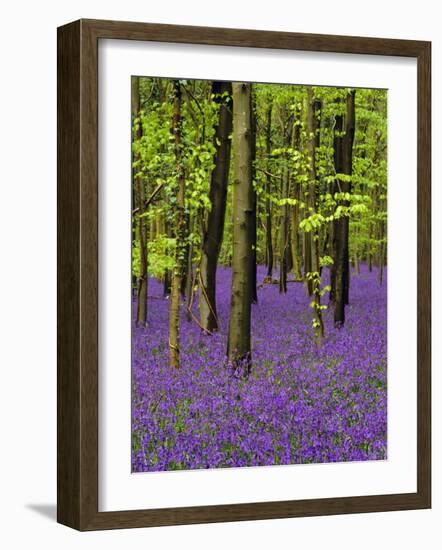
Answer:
[131, 77, 388, 472]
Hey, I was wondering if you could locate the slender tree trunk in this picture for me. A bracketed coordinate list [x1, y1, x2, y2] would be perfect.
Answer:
[279, 156, 291, 292]
[156, 210, 163, 238]
[273, 221, 280, 275]
[169, 81, 186, 368]
[354, 251, 360, 275]
[163, 218, 172, 296]
[132, 77, 148, 326]
[304, 229, 312, 295]
[163, 271, 171, 295]
[291, 204, 302, 280]
[342, 94, 355, 306]
[149, 216, 156, 242]
[333, 90, 355, 326]
[250, 89, 258, 303]
[181, 212, 190, 298]
[136, 182, 148, 326]
[131, 175, 138, 296]
[377, 219, 384, 287]
[330, 110, 341, 304]
[367, 221, 373, 272]
[279, 113, 293, 293]
[286, 230, 293, 273]
[185, 219, 194, 322]
[265, 103, 273, 278]
[227, 83, 253, 374]
[291, 122, 303, 280]
[199, 81, 233, 333]
[306, 89, 324, 344]
[303, 95, 314, 297]
[184, 218, 195, 323]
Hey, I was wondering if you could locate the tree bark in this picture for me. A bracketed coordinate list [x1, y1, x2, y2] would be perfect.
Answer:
[227, 83, 253, 374]
[264, 102, 273, 277]
[303, 228, 312, 295]
[169, 81, 186, 368]
[279, 166, 290, 293]
[185, 216, 194, 322]
[131, 166, 138, 296]
[290, 120, 303, 281]
[180, 212, 190, 298]
[250, 89, 258, 303]
[279, 111, 293, 293]
[132, 77, 148, 326]
[199, 81, 233, 333]
[306, 89, 324, 343]
[136, 182, 148, 326]
[303, 95, 316, 297]
[367, 220, 373, 272]
[377, 217, 384, 287]
[163, 217, 172, 296]
[332, 90, 355, 327]
[286, 229, 293, 273]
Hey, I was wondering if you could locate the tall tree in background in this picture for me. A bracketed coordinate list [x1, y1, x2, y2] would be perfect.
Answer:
[303, 93, 313, 297]
[163, 219, 172, 296]
[306, 88, 324, 342]
[279, 113, 293, 293]
[169, 81, 186, 368]
[290, 112, 303, 281]
[132, 76, 148, 326]
[332, 90, 355, 327]
[343, 91, 356, 306]
[264, 101, 273, 278]
[199, 81, 233, 333]
[250, 90, 258, 303]
[227, 83, 253, 373]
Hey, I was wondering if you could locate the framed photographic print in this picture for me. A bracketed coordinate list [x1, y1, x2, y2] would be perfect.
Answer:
[57, 19, 431, 530]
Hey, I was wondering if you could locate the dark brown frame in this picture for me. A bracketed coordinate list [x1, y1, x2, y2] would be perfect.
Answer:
[57, 18, 431, 531]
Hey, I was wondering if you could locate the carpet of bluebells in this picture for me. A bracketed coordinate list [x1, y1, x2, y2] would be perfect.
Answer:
[132, 264, 387, 472]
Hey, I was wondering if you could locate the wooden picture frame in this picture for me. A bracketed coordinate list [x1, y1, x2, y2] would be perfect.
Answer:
[57, 18, 431, 531]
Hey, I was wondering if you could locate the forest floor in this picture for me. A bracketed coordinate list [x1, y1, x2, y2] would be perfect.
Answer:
[132, 264, 387, 472]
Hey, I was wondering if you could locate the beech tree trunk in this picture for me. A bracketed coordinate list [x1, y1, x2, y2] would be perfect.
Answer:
[303, 96, 314, 297]
[306, 89, 324, 343]
[181, 212, 190, 298]
[169, 81, 186, 368]
[251, 90, 258, 303]
[279, 112, 293, 293]
[377, 217, 384, 287]
[367, 221, 373, 272]
[279, 158, 291, 293]
[304, 228, 312, 295]
[290, 121, 303, 281]
[199, 81, 233, 333]
[131, 173, 138, 295]
[185, 215, 194, 322]
[136, 182, 148, 327]
[132, 77, 148, 326]
[332, 90, 355, 327]
[163, 218, 172, 297]
[286, 230, 293, 273]
[227, 83, 253, 374]
[264, 102, 273, 277]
